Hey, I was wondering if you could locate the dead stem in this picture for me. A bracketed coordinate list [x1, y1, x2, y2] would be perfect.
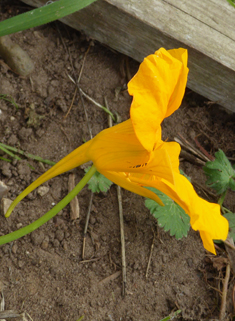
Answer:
[79, 256, 103, 264]
[219, 263, 230, 320]
[117, 185, 126, 297]
[82, 192, 93, 260]
[68, 173, 80, 220]
[175, 134, 211, 162]
[99, 271, 121, 285]
[64, 43, 91, 119]
[106, 96, 126, 296]
[224, 240, 235, 251]
[146, 229, 155, 278]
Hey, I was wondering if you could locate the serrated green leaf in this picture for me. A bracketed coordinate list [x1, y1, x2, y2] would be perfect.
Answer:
[203, 149, 235, 194]
[84, 167, 112, 193]
[145, 187, 190, 240]
[224, 213, 235, 242]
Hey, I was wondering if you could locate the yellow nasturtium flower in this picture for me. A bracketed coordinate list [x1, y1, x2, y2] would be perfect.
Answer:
[6, 48, 228, 254]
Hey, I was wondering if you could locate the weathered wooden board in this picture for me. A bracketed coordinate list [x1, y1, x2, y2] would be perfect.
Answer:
[21, 0, 235, 112]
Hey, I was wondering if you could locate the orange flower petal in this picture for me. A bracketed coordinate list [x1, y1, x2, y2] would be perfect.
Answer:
[129, 171, 228, 254]
[87, 120, 175, 184]
[128, 48, 188, 152]
[6, 140, 92, 216]
[100, 170, 164, 206]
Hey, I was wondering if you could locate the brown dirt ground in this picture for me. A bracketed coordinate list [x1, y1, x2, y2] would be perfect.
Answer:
[0, 2, 235, 321]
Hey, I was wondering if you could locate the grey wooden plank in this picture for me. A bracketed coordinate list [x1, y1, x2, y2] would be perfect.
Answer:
[20, 0, 235, 112]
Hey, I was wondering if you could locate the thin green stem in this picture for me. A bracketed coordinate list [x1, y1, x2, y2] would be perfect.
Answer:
[226, 0, 235, 8]
[222, 206, 233, 214]
[0, 156, 11, 162]
[0, 144, 21, 161]
[218, 190, 227, 207]
[0, 165, 97, 245]
[0, 143, 56, 166]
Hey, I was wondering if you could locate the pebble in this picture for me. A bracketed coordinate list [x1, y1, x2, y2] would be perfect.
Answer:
[0, 198, 12, 216]
[31, 230, 45, 246]
[0, 162, 12, 178]
[0, 78, 14, 96]
[62, 240, 68, 250]
[18, 260, 24, 268]
[55, 229, 64, 242]
[2, 244, 10, 254]
[56, 98, 67, 113]
[41, 236, 50, 250]
[90, 216, 96, 225]
[50, 181, 62, 200]
[37, 186, 50, 197]
[0, 35, 34, 76]
[7, 134, 18, 146]
[12, 243, 18, 254]
[53, 239, 60, 248]
[16, 223, 23, 229]
[18, 127, 33, 141]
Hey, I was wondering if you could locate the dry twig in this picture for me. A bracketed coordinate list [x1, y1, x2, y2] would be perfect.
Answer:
[82, 192, 93, 260]
[219, 263, 230, 320]
[105, 96, 126, 296]
[146, 229, 155, 278]
[64, 43, 91, 119]
[99, 271, 121, 285]
[175, 134, 211, 162]
[68, 173, 80, 220]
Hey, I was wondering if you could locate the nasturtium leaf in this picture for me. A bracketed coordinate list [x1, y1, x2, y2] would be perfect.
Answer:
[145, 187, 190, 240]
[224, 213, 235, 242]
[203, 149, 235, 195]
[84, 167, 113, 193]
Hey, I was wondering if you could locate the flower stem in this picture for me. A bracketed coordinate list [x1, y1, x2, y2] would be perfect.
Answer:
[0, 165, 97, 245]
[218, 191, 227, 207]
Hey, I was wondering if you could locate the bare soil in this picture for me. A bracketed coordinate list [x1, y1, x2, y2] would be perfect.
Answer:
[0, 2, 235, 321]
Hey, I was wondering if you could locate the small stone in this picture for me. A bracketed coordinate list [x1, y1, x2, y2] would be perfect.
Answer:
[41, 236, 50, 250]
[0, 35, 34, 76]
[12, 243, 18, 254]
[7, 134, 18, 146]
[187, 258, 193, 268]
[18, 127, 33, 141]
[17, 160, 31, 183]
[0, 78, 14, 96]
[62, 240, 68, 250]
[50, 180, 62, 200]
[18, 260, 24, 268]
[1, 198, 12, 216]
[56, 99, 67, 113]
[55, 229, 64, 242]
[36, 128, 45, 138]
[0, 162, 12, 178]
[2, 244, 10, 254]
[53, 239, 60, 248]
[37, 186, 49, 197]
[90, 216, 96, 225]
[31, 230, 45, 246]
[16, 223, 23, 229]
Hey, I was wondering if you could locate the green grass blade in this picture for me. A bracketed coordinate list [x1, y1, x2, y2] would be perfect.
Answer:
[226, 0, 235, 8]
[0, 143, 56, 166]
[0, 0, 97, 37]
[0, 144, 22, 161]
